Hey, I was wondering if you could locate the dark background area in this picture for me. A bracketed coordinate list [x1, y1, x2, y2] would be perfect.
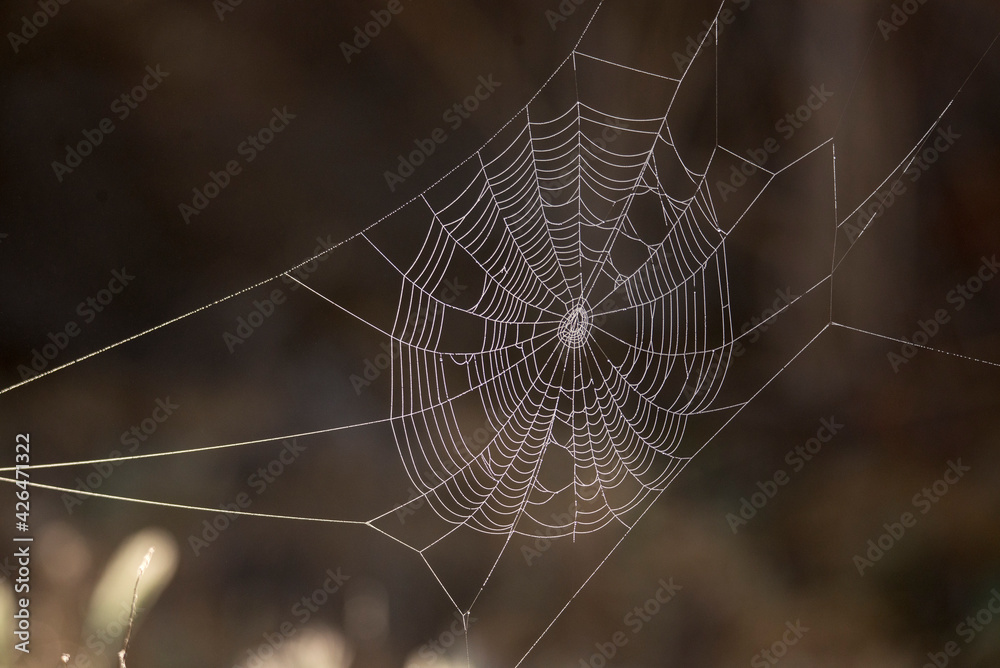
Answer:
[2, 1, 1000, 666]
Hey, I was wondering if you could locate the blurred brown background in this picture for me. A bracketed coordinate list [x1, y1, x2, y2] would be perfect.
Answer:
[2, 1, 1000, 666]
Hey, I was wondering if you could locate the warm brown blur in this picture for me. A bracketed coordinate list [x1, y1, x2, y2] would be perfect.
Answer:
[2, 1, 999, 667]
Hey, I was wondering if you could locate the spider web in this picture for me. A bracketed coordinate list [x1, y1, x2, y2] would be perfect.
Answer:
[368, 56, 733, 542]
[3, 1, 999, 665]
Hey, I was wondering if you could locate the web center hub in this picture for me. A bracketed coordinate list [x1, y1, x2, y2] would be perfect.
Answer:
[558, 304, 592, 349]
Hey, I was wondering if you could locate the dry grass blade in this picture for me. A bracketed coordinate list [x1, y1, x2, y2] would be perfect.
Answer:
[118, 548, 155, 668]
